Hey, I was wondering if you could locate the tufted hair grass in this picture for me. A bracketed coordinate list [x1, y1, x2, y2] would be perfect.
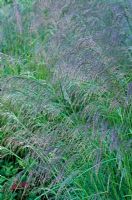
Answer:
[0, 0, 132, 199]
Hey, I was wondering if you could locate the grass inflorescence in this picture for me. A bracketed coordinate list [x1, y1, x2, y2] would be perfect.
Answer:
[0, 0, 132, 199]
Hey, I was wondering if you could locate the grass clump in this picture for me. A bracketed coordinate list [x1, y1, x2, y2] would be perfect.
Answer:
[0, 75, 131, 199]
[0, 0, 132, 199]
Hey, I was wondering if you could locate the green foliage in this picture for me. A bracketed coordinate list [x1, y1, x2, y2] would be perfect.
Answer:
[0, 0, 132, 199]
[0, 0, 12, 7]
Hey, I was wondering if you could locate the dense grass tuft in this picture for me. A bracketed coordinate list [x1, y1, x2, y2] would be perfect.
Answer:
[0, 0, 132, 199]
